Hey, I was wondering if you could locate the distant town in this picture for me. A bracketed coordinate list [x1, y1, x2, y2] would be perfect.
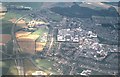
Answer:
[0, 2, 119, 76]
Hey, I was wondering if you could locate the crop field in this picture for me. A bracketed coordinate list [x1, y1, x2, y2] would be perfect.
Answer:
[23, 59, 38, 75]
[31, 26, 49, 35]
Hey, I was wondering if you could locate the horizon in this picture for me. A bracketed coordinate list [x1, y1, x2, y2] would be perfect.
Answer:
[1, 0, 120, 2]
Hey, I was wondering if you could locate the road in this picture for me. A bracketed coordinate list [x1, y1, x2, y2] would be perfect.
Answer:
[46, 27, 54, 55]
[0, 50, 12, 57]
[11, 14, 28, 75]
[47, 37, 54, 53]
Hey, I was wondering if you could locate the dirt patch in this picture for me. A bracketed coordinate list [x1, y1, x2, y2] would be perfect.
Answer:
[0, 34, 11, 44]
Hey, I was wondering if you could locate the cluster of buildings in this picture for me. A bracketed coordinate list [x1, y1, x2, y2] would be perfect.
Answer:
[80, 70, 92, 76]
[56, 24, 118, 61]
[27, 19, 49, 28]
[57, 24, 98, 43]
[57, 29, 79, 42]
[77, 29, 111, 60]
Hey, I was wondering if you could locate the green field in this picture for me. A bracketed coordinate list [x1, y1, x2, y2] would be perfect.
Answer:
[1, 50, 18, 75]
[0, 61, 9, 75]
[31, 26, 48, 35]
[23, 59, 38, 75]
[31, 26, 49, 42]
[1, 7, 32, 34]
[1, 10, 24, 34]
[3, 12, 22, 21]
[48, 14, 62, 22]
[1, 20, 14, 34]
[1, 60, 18, 75]
[35, 58, 59, 74]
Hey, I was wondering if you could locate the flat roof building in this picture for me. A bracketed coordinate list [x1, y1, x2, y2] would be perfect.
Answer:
[57, 29, 79, 42]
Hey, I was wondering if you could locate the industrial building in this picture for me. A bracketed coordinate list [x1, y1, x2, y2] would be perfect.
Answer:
[57, 29, 79, 42]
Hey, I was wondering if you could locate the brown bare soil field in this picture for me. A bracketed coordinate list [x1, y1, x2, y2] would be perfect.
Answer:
[18, 41, 35, 54]
[0, 34, 11, 44]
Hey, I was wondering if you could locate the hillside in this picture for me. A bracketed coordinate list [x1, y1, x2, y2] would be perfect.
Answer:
[50, 3, 119, 18]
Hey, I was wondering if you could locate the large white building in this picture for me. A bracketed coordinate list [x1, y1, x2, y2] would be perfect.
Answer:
[32, 71, 47, 75]
[57, 29, 79, 42]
